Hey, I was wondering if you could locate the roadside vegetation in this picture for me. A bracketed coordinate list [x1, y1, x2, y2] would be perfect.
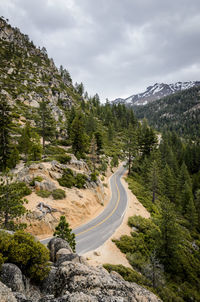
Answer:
[0, 230, 50, 281]
[107, 131, 200, 302]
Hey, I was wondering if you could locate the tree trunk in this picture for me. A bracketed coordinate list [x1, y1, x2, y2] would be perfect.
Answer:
[152, 190, 155, 203]
[128, 149, 131, 175]
[4, 211, 8, 229]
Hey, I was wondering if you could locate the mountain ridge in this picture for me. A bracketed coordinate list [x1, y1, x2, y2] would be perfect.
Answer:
[133, 85, 200, 139]
[112, 81, 200, 106]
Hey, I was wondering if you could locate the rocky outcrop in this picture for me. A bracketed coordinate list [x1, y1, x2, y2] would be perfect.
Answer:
[0, 17, 75, 129]
[0, 238, 162, 302]
[48, 238, 73, 262]
[35, 180, 57, 192]
[0, 281, 17, 302]
[0, 263, 25, 293]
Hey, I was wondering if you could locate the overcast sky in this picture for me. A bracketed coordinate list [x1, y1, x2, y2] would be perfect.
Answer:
[1, 0, 200, 101]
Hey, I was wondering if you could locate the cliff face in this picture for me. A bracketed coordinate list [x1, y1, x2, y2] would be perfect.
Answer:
[0, 238, 162, 302]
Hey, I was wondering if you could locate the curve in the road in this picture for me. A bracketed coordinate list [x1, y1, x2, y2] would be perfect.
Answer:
[41, 164, 128, 255]
[74, 164, 127, 254]
[75, 175, 121, 237]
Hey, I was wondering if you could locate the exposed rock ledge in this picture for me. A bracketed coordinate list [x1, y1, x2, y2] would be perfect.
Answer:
[0, 238, 162, 302]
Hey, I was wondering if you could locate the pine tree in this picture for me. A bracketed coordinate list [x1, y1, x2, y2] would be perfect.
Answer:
[162, 164, 175, 202]
[124, 124, 137, 174]
[107, 123, 114, 141]
[185, 196, 198, 231]
[70, 113, 89, 157]
[75, 82, 84, 96]
[195, 190, 200, 231]
[148, 160, 162, 203]
[18, 122, 33, 161]
[177, 163, 192, 211]
[0, 96, 12, 170]
[53, 216, 76, 252]
[36, 100, 56, 151]
[19, 122, 42, 161]
[138, 121, 157, 158]
[157, 199, 181, 272]
[95, 131, 103, 155]
[143, 250, 165, 288]
[0, 174, 28, 230]
[180, 182, 196, 219]
[7, 145, 19, 169]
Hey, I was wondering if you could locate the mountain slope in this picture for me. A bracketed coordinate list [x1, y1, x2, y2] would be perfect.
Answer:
[112, 81, 200, 106]
[133, 86, 200, 138]
[0, 17, 82, 125]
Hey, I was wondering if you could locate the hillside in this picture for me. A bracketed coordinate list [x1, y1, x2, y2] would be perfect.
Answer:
[133, 86, 200, 139]
[0, 17, 81, 124]
[0, 17, 138, 236]
[112, 81, 200, 106]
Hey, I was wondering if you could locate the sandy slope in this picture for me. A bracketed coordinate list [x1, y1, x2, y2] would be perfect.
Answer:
[23, 164, 114, 239]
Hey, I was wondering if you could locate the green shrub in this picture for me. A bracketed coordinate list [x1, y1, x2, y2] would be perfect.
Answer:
[56, 154, 71, 164]
[52, 189, 66, 200]
[0, 230, 50, 281]
[126, 251, 147, 271]
[100, 161, 107, 172]
[126, 177, 155, 213]
[91, 171, 97, 182]
[128, 216, 158, 234]
[111, 154, 119, 167]
[45, 145, 65, 155]
[103, 264, 150, 286]
[113, 235, 136, 254]
[57, 139, 71, 146]
[58, 169, 87, 189]
[16, 182, 32, 196]
[58, 168, 75, 188]
[36, 190, 51, 198]
[30, 176, 43, 186]
[75, 173, 87, 188]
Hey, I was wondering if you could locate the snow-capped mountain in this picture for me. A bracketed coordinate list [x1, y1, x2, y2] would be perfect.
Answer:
[112, 81, 200, 106]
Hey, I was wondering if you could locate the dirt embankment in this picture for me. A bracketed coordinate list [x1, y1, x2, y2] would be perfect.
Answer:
[18, 161, 115, 239]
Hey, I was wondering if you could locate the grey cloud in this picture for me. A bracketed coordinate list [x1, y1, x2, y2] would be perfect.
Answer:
[1, 0, 200, 100]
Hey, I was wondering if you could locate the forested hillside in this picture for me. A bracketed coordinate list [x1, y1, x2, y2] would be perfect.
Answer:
[1, 17, 154, 233]
[105, 130, 200, 301]
[133, 86, 200, 139]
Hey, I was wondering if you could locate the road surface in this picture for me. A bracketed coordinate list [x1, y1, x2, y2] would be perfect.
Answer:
[41, 164, 128, 255]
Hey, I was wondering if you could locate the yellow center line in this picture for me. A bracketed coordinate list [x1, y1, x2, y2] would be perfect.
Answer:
[76, 174, 121, 237]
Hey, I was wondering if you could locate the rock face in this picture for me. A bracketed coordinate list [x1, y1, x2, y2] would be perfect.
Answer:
[0, 263, 25, 293]
[0, 281, 17, 302]
[48, 237, 73, 262]
[0, 238, 162, 302]
[0, 17, 74, 129]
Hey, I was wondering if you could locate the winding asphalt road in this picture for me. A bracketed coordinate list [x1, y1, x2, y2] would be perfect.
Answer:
[41, 165, 128, 255]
